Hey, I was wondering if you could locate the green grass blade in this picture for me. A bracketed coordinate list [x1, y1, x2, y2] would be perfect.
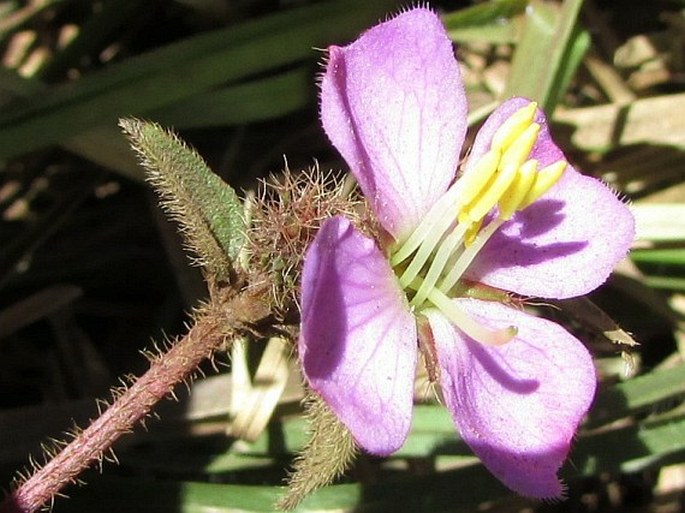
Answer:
[0, 66, 143, 178]
[634, 204, 685, 241]
[152, 67, 311, 129]
[572, 414, 685, 476]
[443, 0, 527, 44]
[0, 0, 395, 159]
[38, 0, 145, 81]
[631, 248, 685, 265]
[60, 412, 685, 512]
[504, 0, 588, 111]
[589, 363, 685, 427]
[63, 126, 144, 181]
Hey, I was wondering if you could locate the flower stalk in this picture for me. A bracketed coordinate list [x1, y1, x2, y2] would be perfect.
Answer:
[0, 284, 271, 513]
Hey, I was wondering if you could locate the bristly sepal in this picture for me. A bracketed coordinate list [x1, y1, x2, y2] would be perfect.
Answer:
[247, 167, 365, 318]
[276, 391, 358, 511]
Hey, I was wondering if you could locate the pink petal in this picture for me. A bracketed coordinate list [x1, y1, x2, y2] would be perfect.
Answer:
[464, 97, 634, 298]
[320, 8, 468, 241]
[425, 299, 596, 498]
[299, 216, 417, 455]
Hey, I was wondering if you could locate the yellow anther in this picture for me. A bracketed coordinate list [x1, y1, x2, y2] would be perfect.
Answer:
[462, 163, 518, 223]
[490, 102, 538, 153]
[498, 123, 540, 174]
[498, 160, 538, 220]
[519, 160, 567, 209]
[464, 217, 484, 246]
[458, 149, 500, 209]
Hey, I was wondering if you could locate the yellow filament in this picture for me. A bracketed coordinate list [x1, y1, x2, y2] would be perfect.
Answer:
[519, 160, 567, 209]
[498, 123, 540, 174]
[490, 102, 538, 153]
[498, 160, 538, 220]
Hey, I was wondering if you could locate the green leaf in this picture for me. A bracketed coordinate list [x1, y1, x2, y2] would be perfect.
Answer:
[633, 204, 685, 241]
[38, 0, 145, 81]
[96, 360, 685, 512]
[120, 119, 245, 279]
[632, 248, 685, 265]
[61, 411, 685, 512]
[443, 0, 527, 44]
[589, 364, 685, 427]
[0, 0, 396, 159]
[152, 67, 311, 129]
[504, 0, 589, 112]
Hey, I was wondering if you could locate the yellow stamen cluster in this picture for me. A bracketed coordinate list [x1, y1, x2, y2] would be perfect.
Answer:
[390, 101, 568, 347]
[458, 102, 567, 228]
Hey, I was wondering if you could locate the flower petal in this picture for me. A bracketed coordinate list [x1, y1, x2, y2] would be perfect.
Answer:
[464, 97, 634, 298]
[299, 216, 418, 455]
[320, 7, 468, 241]
[425, 299, 596, 498]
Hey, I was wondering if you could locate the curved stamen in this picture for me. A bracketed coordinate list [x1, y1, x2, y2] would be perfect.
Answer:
[498, 123, 540, 175]
[439, 217, 505, 294]
[459, 163, 518, 225]
[389, 101, 567, 350]
[391, 183, 461, 266]
[425, 285, 517, 346]
[398, 210, 455, 289]
[455, 149, 501, 209]
[392, 149, 499, 269]
[410, 222, 469, 307]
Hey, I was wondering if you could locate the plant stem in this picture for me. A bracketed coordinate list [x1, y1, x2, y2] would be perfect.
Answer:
[0, 287, 269, 513]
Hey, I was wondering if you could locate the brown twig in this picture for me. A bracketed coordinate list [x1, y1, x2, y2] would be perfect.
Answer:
[0, 284, 270, 513]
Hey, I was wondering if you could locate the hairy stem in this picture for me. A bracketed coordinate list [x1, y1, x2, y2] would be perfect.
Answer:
[0, 287, 269, 513]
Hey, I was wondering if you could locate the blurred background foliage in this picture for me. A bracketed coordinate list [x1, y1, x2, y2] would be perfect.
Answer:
[1, 0, 685, 511]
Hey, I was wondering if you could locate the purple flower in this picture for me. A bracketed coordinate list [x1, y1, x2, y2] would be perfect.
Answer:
[298, 7, 634, 498]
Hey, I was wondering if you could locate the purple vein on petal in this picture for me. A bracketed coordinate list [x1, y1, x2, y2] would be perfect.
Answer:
[299, 216, 417, 454]
[319, 7, 468, 241]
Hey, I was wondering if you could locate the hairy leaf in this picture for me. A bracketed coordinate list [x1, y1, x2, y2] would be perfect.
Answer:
[120, 119, 244, 281]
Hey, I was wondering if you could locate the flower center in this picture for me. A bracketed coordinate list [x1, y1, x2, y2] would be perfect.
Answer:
[389, 102, 567, 346]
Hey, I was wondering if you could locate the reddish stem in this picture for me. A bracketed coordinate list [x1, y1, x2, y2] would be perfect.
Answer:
[0, 290, 266, 513]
